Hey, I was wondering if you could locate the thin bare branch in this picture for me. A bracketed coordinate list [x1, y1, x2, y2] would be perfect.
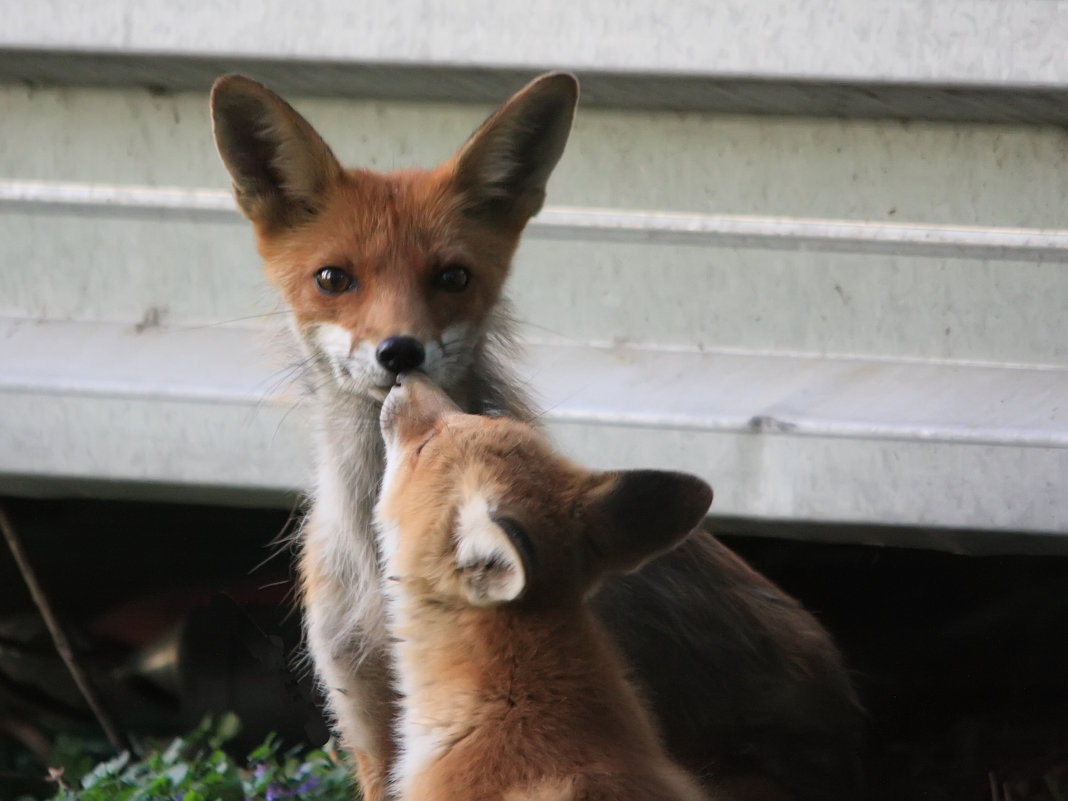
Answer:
[0, 505, 132, 753]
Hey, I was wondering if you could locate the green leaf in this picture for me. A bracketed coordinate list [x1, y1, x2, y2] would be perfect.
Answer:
[212, 712, 242, 747]
[160, 736, 185, 766]
[36, 716, 358, 801]
[164, 762, 189, 786]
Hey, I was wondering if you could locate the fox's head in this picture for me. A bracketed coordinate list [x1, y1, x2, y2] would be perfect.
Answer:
[375, 373, 713, 608]
[210, 73, 578, 403]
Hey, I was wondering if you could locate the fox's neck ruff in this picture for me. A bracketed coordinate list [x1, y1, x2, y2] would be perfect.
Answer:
[312, 388, 385, 569]
[298, 387, 389, 667]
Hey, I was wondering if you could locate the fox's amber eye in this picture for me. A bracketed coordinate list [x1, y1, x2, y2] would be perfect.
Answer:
[432, 265, 470, 292]
[315, 266, 354, 295]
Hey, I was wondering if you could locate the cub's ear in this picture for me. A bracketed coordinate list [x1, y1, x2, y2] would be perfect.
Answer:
[585, 470, 712, 576]
[210, 74, 343, 231]
[451, 71, 578, 225]
[454, 497, 531, 605]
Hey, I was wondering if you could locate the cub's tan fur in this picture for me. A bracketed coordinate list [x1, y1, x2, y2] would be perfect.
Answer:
[211, 72, 864, 801]
[376, 373, 714, 801]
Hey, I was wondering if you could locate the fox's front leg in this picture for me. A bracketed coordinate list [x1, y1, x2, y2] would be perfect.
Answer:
[321, 647, 397, 801]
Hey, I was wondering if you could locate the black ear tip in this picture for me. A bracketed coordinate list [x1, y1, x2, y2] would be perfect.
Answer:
[528, 71, 580, 105]
[663, 471, 713, 523]
[691, 475, 714, 517]
[610, 470, 712, 521]
[544, 71, 579, 91]
[210, 74, 273, 110]
[211, 73, 247, 97]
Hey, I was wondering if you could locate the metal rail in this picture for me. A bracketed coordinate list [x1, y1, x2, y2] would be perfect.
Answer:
[5, 179, 1068, 261]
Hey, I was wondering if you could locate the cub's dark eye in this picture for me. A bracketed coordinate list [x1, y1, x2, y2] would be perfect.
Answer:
[432, 265, 470, 293]
[414, 431, 437, 456]
[314, 266, 354, 295]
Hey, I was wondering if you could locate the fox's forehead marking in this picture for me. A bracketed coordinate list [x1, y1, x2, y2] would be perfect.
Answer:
[329, 168, 456, 253]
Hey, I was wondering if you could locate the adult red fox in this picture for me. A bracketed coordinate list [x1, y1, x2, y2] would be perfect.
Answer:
[210, 71, 864, 801]
[375, 371, 713, 801]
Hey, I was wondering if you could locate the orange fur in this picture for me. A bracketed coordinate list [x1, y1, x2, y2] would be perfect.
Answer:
[376, 373, 713, 801]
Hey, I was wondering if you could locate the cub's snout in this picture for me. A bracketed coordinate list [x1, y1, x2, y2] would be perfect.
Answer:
[380, 371, 463, 457]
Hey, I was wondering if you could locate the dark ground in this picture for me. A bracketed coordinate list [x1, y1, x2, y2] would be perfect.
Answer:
[0, 495, 1065, 801]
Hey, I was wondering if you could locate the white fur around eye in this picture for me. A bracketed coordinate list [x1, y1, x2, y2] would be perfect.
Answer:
[455, 494, 525, 604]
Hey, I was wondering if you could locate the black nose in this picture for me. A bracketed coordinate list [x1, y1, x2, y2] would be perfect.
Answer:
[376, 336, 426, 373]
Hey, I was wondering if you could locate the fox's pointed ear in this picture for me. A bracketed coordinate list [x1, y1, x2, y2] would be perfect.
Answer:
[451, 71, 578, 225]
[454, 497, 531, 605]
[585, 470, 712, 576]
[210, 74, 343, 230]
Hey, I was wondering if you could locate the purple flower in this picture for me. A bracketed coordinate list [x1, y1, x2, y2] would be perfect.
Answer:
[295, 776, 322, 794]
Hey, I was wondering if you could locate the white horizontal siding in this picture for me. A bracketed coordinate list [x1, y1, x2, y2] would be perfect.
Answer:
[4, 0, 1068, 87]
[1, 81, 1065, 546]
[3, 318, 1066, 544]
[3, 181, 1068, 367]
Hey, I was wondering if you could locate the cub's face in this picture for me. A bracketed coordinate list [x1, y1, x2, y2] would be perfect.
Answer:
[375, 373, 714, 609]
[376, 373, 598, 607]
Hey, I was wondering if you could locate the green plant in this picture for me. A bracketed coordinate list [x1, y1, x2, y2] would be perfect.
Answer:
[36, 715, 358, 801]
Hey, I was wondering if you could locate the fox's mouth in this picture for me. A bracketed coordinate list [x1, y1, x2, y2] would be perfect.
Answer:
[332, 372, 392, 404]
[326, 358, 394, 402]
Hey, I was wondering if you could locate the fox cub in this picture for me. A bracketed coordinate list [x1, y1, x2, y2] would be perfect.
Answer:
[211, 72, 863, 801]
[376, 372, 714, 801]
